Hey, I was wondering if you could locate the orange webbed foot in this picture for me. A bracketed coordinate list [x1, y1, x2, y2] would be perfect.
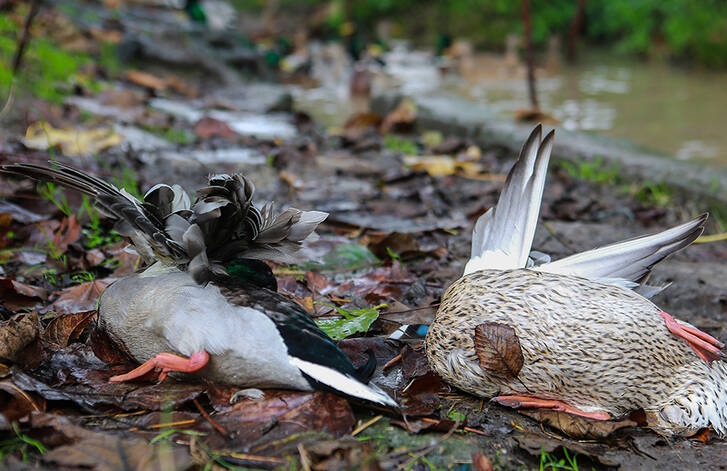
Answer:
[492, 395, 611, 420]
[660, 311, 724, 363]
[110, 351, 210, 383]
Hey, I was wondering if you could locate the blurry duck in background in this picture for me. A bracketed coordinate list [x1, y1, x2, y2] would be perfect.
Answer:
[425, 125, 726, 436]
[1, 163, 397, 408]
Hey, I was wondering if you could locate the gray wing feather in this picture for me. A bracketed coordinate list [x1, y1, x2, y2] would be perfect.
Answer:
[464, 125, 555, 274]
[536, 214, 707, 295]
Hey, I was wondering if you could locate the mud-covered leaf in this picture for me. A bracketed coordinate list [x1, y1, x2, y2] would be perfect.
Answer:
[400, 343, 430, 380]
[204, 388, 354, 452]
[11, 345, 204, 410]
[42, 433, 192, 471]
[473, 322, 524, 380]
[315, 305, 380, 340]
[0, 313, 40, 362]
[299, 439, 382, 470]
[515, 435, 618, 467]
[520, 409, 638, 439]
[401, 371, 449, 417]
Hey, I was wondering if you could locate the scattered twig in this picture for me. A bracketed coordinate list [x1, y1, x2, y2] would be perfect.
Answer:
[695, 232, 727, 243]
[542, 221, 577, 253]
[129, 419, 196, 431]
[351, 415, 384, 437]
[382, 353, 403, 371]
[193, 398, 229, 436]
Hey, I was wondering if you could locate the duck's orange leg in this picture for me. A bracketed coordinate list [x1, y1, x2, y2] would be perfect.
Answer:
[492, 395, 611, 420]
[660, 311, 724, 363]
[109, 351, 210, 383]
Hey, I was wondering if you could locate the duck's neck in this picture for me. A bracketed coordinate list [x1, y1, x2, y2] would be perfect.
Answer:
[221, 258, 278, 291]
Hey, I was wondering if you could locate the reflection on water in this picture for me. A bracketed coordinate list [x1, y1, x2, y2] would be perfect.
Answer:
[294, 47, 727, 166]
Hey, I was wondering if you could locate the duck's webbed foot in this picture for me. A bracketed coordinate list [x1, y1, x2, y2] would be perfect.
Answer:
[492, 395, 611, 420]
[660, 311, 724, 363]
[109, 351, 210, 383]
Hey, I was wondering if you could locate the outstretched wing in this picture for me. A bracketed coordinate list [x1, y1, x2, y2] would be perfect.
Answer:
[465, 125, 555, 274]
[536, 214, 707, 296]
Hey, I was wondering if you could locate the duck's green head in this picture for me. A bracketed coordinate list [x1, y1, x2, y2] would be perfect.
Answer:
[224, 258, 278, 291]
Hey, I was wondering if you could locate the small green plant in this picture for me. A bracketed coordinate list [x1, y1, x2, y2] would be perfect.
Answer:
[315, 303, 386, 340]
[445, 406, 466, 423]
[107, 165, 143, 200]
[631, 180, 673, 207]
[71, 271, 96, 284]
[385, 246, 402, 262]
[142, 125, 195, 146]
[559, 158, 619, 185]
[39, 183, 120, 250]
[80, 196, 120, 248]
[42, 268, 59, 285]
[38, 182, 72, 217]
[539, 447, 579, 471]
[302, 243, 380, 272]
[383, 135, 418, 155]
[0, 423, 47, 462]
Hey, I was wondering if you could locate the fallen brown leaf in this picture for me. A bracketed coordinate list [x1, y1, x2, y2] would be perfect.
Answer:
[472, 452, 494, 471]
[50, 280, 110, 315]
[43, 310, 97, 347]
[204, 388, 355, 453]
[11, 344, 204, 411]
[23, 122, 123, 156]
[362, 231, 420, 260]
[35, 215, 82, 257]
[0, 277, 47, 310]
[381, 98, 416, 134]
[473, 322, 524, 380]
[194, 117, 237, 140]
[299, 439, 382, 471]
[0, 379, 46, 421]
[520, 409, 638, 439]
[42, 433, 192, 470]
[0, 313, 40, 362]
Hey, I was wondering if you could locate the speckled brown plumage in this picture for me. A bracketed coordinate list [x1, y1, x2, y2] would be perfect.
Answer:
[427, 269, 727, 435]
[425, 125, 727, 437]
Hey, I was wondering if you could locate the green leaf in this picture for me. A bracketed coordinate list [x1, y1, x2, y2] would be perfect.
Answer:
[303, 243, 380, 272]
[315, 304, 382, 340]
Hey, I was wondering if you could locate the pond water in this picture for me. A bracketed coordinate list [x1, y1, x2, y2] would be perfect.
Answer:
[294, 46, 727, 167]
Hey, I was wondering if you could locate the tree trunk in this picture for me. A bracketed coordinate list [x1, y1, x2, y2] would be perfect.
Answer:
[567, 0, 587, 63]
[521, 0, 539, 110]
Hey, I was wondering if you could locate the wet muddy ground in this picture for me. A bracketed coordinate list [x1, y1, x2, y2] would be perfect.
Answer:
[0, 2, 726, 469]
